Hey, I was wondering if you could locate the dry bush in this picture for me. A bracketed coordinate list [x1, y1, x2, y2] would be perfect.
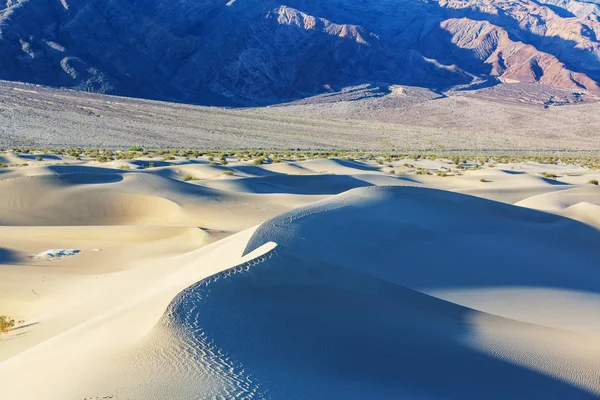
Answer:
[0, 316, 15, 334]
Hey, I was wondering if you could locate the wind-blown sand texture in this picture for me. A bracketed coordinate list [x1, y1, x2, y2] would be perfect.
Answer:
[1, 152, 600, 399]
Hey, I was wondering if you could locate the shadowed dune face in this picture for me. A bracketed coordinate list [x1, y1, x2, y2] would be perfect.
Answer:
[165, 247, 598, 399]
[327, 158, 385, 172]
[0, 247, 20, 264]
[201, 174, 374, 194]
[16, 154, 61, 161]
[54, 173, 124, 184]
[46, 165, 126, 175]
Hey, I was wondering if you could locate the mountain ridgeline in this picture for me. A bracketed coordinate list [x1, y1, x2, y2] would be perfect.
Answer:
[1, 0, 600, 105]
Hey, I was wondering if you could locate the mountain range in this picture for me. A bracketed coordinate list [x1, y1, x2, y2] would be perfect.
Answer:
[1, 0, 600, 105]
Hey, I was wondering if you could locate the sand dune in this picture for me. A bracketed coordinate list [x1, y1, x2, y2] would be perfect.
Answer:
[0, 166, 311, 230]
[1, 154, 600, 399]
[516, 186, 600, 212]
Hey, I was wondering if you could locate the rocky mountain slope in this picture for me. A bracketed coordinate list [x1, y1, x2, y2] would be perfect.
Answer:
[1, 0, 600, 105]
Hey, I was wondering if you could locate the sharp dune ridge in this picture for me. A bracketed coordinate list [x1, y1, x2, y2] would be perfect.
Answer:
[1, 152, 600, 399]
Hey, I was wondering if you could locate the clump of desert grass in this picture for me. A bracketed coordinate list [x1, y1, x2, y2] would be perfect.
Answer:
[0, 316, 24, 335]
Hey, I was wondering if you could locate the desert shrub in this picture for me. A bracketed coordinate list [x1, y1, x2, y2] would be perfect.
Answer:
[128, 146, 143, 152]
[183, 174, 197, 181]
[96, 154, 112, 163]
[115, 152, 135, 160]
[0, 316, 15, 334]
[208, 156, 214, 162]
[272, 157, 282, 163]
[118, 165, 130, 170]
[65, 148, 82, 157]
[35, 155, 43, 161]
[588, 179, 599, 185]
[480, 178, 488, 182]
[389, 169, 395, 174]
[223, 171, 234, 176]
[542, 172, 558, 179]
[253, 157, 265, 165]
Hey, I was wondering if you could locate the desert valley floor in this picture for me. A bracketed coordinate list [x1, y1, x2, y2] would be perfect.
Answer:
[1, 151, 600, 399]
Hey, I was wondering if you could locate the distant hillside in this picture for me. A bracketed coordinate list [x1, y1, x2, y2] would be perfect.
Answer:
[2, 80, 600, 150]
[1, 0, 600, 105]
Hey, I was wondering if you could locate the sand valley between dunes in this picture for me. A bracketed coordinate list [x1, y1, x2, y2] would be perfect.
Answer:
[1, 151, 600, 399]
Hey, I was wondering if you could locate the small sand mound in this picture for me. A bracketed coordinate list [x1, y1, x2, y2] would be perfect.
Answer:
[516, 186, 600, 211]
[563, 202, 600, 229]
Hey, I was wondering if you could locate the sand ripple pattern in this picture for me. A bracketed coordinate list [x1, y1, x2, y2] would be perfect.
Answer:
[162, 252, 276, 400]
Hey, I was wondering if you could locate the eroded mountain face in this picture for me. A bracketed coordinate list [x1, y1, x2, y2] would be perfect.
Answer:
[1, 0, 599, 105]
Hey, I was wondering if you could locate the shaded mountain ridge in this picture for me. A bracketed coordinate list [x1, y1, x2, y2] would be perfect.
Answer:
[1, 0, 599, 105]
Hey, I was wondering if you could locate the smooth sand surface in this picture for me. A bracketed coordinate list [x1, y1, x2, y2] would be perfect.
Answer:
[1, 153, 600, 399]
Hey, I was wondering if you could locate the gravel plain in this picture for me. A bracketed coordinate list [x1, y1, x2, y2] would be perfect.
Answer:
[2, 80, 600, 151]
